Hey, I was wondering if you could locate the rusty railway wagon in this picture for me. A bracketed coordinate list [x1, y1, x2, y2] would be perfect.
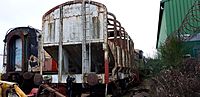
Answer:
[2, 27, 43, 95]
[2, 0, 139, 97]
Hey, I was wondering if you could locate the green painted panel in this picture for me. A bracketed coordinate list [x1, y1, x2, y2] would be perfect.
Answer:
[180, 0, 184, 21]
[158, 12, 168, 47]
[176, 0, 182, 28]
[165, 2, 171, 35]
[169, 0, 174, 34]
[157, 0, 198, 47]
[184, 40, 200, 58]
[172, 0, 177, 33]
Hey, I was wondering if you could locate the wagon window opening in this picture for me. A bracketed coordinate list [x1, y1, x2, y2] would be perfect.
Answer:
[8, 36, 23, 71]
[15, 38, 22, 71]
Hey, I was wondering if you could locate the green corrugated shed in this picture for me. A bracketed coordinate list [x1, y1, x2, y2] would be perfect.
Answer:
[157, 0, 197, 48]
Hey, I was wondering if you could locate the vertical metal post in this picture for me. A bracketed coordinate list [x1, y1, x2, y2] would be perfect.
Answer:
[3, 42, 6, 66]
[88, 0, 92, 73]
[104, 48, 109, 96]
[104, 15, 109, 97]
[38, 34, 43, 75]
[82, 0, 88, 74]
[127, 36, 130, 70]
[58, 5, 63, 83]
[89, 43, 91, 72]
[105, 84, 108, 96]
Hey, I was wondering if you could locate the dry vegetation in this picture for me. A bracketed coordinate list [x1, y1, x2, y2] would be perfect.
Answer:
[149, 58, 200, 97]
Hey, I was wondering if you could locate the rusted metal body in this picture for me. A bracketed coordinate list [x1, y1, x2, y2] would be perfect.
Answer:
[37, 84, 66, 97]
[42, 0, 138, 84]
[42, 0, 107, 83]
[107, 12, 136, 79]
[3, 27, 40, 72]
[2, 0, 138, 96]
[42, 1, 106, 45]
[2, 27, 59, 95]
[2, 27, 41, 95]
[41, 0, 139, 96]
[40, 0, 139, 96]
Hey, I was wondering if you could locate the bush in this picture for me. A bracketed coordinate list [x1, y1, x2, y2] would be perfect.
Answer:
[149, 58, 200, 97]
[159, 36, 185, 69]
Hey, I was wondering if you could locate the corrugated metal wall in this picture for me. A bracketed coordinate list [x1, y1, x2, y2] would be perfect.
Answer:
[165, 0, 196, 34]
[158, 12, 167, 47]
[157, 0, 197, 47]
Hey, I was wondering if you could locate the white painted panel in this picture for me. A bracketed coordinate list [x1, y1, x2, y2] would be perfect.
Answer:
[55, 19, 60, 43]
[44, 21, 49, 43]
[43, 3, 107, 46]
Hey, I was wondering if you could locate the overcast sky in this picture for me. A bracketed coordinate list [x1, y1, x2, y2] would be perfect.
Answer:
[0, 0, 160, 69]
